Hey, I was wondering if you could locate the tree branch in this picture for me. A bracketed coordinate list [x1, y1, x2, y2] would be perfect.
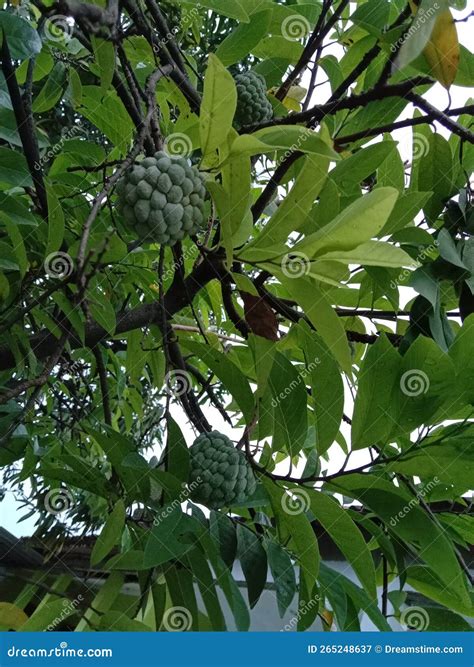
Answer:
[0, 35, 48, 217]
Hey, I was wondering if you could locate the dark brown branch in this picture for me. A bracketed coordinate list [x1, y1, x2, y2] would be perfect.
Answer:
[93, 345, 112, 426]
[249, 77, 434, 131]
[0, 35, 48, 217]
[407, 93, 474, 144]
[335, 105, 474, 146]
[276, 0, 347, 101]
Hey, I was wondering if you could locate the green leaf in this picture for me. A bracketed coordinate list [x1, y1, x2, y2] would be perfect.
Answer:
[247, 153, 330, 248]
[252, 35, 303, 63]
[209, 511, 237, 569]
[89, 290, 117, 335]
[144, 508, 197, 568]
[91, 500, 126, 566]
[186, 547, 226, 630]
[200, 54, 237, 163]
[91, 36, 115, 93]
[402, 606, 472, 631]
[0, 603, 28, 630]
[45, 182, 65, 255]
[319, 240, 417, 268]
[265, 539, 296, 618]
[166, 416, 190, 484]
[406, 565, 474, 616]
[280, 276, 353, 375]
[182, 340, 255, 423]
[395, 0, 445, 70]
[268, 351, 308, 457]
[328, 142, 396, 194]
[0, 147, 33, 188]
[418, 133, 454, 222]
[32, 62, 66, 113]
[86, 426, 149, 501]
[262, 478, 320, 592]
[295, 187, 399, 259]
[19, 599, 75, 631]
[329, 474, 470, 605]
[79, 86, 134, 154]
[237, 524, 267, 609]
[229, 127, 338, 164]
[0, 12, 42, 62]
[307, 490, 377, 600]
[75, 572, 124, 631]
[386, 440, 473, 491]
[215, 10, 272, 66]
[297, 322, 344, 454]
[319, 563, 391, 631]
[98, 611, 152, 631]
[351, 336, 401, 449]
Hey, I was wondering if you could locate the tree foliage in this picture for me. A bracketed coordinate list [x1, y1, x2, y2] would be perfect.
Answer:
[0, 0, 473, 632]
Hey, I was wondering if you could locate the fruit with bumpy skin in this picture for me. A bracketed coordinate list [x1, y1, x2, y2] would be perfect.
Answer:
[234, 71, 273, 128]
[188, 431, 257, 510]
[116, 151, 207, 246]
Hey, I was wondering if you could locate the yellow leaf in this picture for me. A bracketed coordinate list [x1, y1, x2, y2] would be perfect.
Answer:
[423, 9, 460, 88]
[287, 85, 307, 103]
[321, 608, 334, 630]
[282, 97, 301, 112]
[0, 602, 29, 630]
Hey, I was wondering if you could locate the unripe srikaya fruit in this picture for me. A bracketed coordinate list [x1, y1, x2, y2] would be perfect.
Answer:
[116, 151, 207, 246]
[234, 71, 273, 128]
[188, 431, 257, 510]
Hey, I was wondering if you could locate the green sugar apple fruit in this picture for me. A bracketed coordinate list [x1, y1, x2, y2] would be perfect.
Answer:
[116, 151, 207, 246]
[188, 431, 257, 510]
[234, 71, 273, 128]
